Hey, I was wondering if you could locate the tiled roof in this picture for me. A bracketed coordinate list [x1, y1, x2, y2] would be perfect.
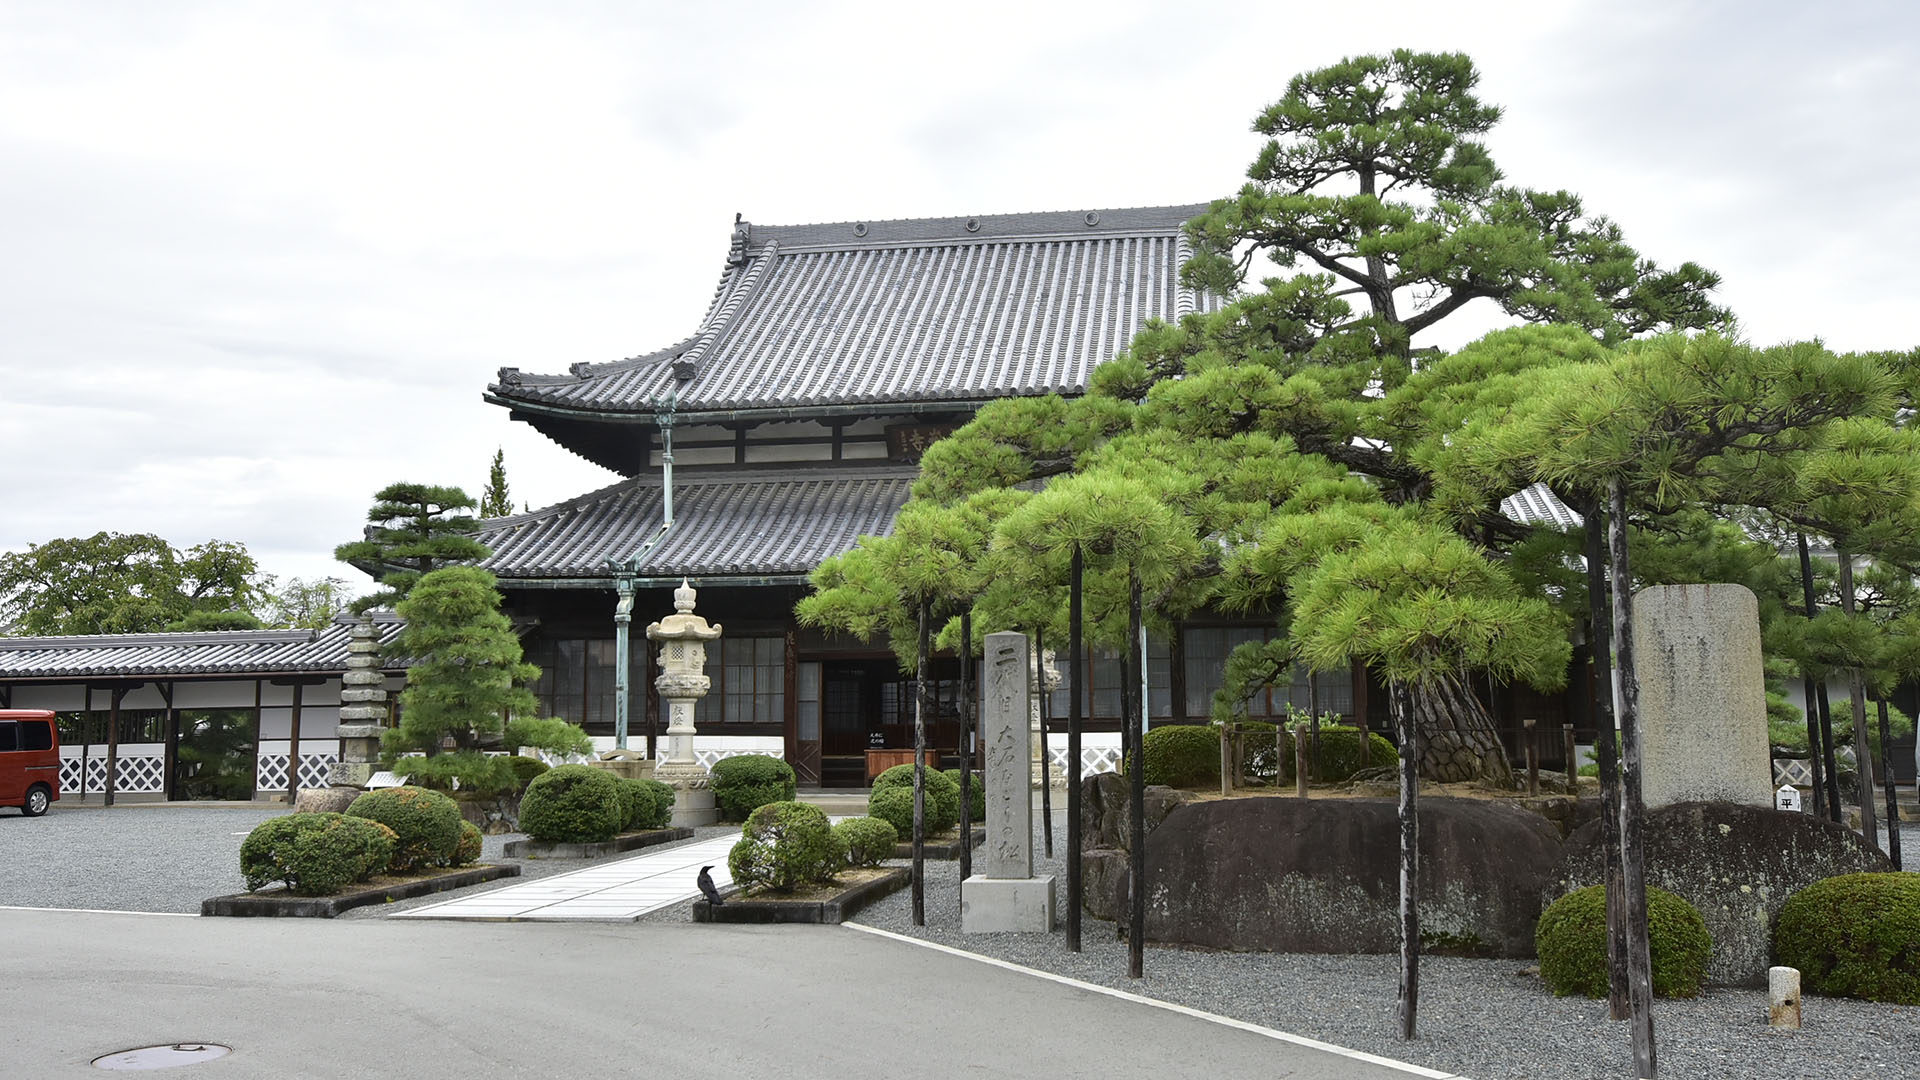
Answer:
[1500, 483, 1584, 530]
[0, 616, 406, 680]
[486, 204, 1211, 418]
[477, 467, 914, 581]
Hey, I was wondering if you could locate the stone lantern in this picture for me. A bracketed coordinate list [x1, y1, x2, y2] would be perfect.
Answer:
[646, 579, 722, 827]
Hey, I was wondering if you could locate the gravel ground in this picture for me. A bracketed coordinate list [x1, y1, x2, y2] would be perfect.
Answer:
[846, 814, 1920, 1080]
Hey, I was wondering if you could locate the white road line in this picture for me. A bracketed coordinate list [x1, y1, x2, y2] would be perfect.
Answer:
[0, 905, 200, 918]
[841, 923, 1470, 1080]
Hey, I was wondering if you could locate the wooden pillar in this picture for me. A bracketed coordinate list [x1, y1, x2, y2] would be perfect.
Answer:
[161, 682, 177, 802]
[782, 627, 800, 781]
[104, 684, 127, 807]
[287, 681, 304, 803]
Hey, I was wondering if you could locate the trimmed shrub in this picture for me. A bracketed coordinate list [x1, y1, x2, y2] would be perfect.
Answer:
[727, 801, 842, 893]
[345, 786, 465, 872]
[640, 778, 675, 828]
[505, 755, 550, 792]
[834, 816, 899, 868]
[1139, 724, 1220, 787]
[519, 764, 624, 844]
[708, 754, 797, 821]
[944, 768, 985, 822]
[1536, 885, 1712, 999]
[870, 765, 959, 834]
[868, 786, 916, 839]
[240, 813, 397, 896]
[1775, 873, 1920, 1004]
[1273, 724, 1397, 783]
[614, 775, 654, 831]
[451, 820, 483, 866]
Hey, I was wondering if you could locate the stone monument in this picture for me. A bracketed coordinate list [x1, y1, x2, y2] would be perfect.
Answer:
[1630, 583, 1772, 809]
[647, 580, 722, 827]
[1031, 647, 1062, 789]
[962, 631, 1056, 933]
[298, 616, 388, 814]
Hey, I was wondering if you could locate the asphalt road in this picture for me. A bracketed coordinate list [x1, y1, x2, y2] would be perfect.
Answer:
[5, 908, 1444, 1080]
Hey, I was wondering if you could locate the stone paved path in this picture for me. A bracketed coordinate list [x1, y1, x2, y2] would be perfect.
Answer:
[391, 832, 738, 921]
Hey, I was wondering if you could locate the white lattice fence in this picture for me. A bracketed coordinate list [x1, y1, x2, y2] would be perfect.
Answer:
[62, 755, 165, 793]
[1044, 745, 1123, 775]
[257, 753, 341, 791]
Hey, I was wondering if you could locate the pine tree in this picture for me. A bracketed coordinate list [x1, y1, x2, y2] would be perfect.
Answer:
[384, 566, 589, 793]
[334, 483, 489, 612]
[480, 448, 513, 519]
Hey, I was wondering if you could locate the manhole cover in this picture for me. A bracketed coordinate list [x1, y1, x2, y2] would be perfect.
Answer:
[93, 1044, 232, 1070]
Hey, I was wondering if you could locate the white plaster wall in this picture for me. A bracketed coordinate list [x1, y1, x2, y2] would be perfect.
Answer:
[173, 682, 259, 709]
[841, 442, 888, 460]
[9, 685, 85, 710]
[745, 442, 831, 462]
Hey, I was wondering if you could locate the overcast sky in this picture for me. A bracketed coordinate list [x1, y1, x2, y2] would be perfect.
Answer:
[3, 0, 1915, 598]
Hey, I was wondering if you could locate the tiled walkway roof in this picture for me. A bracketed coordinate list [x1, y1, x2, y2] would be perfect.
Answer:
[1500, 483, 1584, 530]
[0, 615, 405, 680]
[487, 205, 1211, 418]
[477, 467, 914, 581]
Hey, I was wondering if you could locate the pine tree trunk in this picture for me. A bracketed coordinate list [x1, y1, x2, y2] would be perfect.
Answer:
[1406, 673, 1513, 785]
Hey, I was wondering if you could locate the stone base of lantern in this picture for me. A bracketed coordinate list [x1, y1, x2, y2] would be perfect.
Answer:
[656, 763, 718, 827]
[960, 874, 1055, 933]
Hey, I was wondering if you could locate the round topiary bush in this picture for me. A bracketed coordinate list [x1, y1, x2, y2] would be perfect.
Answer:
[639, 778, 675, 828]
[944, 768, 985, 823]
[614, 775, 655, 831]
[519, 764, 624, 844]
[867, 786, 916, 839]
[1139, 724, 1220, 787]
[727, 801, 842, 892]
[505, 755, 550, 792]
[451, 819, 483, 866]
[870, 765, 959, 834]
[240, 813, 397, 896]
[1536, 885, 1712, 999]
[834, 816, 899, 868]
[708, 754, 797, 821]
[345, 785, 465, 872]
[1775, 873, 1920, 1004]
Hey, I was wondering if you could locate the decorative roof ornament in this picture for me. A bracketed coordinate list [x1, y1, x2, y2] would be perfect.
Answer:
[674, 577, 696, 613]
[726, 213, 751, 267]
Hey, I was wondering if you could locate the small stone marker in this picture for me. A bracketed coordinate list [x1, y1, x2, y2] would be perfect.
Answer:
[1775, 785, 1802, 813]
[961, 632, 1056, 933]
[1631, 584, 1772, 809]
[1769, 966, 1801, 1029]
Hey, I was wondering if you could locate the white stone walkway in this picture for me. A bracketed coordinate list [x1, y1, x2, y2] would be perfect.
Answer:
[391, 833, 738, 922]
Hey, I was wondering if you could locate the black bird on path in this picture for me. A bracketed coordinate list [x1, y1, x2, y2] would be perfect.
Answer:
[697, 865, 724, 907]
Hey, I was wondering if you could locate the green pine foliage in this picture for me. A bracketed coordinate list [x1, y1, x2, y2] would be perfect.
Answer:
[1775, 873, 1920, 1005]
[334, 482, 491, 613]
[479, 448, 513, 519]
[1536, 885, 1712, 999]
[381, 567, 589, 791]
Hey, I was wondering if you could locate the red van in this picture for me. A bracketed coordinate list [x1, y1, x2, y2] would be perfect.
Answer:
[0, 709, 61, 816]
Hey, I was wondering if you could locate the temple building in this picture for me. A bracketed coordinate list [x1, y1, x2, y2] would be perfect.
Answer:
[477, 205, 1382, 787]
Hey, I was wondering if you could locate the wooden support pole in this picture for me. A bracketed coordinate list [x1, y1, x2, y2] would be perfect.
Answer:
[1219, 722, 1232, 798]
[1608, 478, 1657, 1079]
[1563, 723, 1577, 794]
[958, 610, 974, 882]
[1037, 627, 1053, 860]
[1799, 533, 1842, 822]
[287, 682, 304, 803]
[1391, 679, 1419, 1041]
[1879, 699, 1903, 871]
[1066, 546, 1084, 953]
[912, 599, 929, 927]
[104, 685, 125, 807]
[1586, 497, 1628, 1022]
[1837, 551, 1880, 849]
[1294, 721, 1310, 799]
[1525, 717, 1539, 797]
[1127, 566, 1145, 980]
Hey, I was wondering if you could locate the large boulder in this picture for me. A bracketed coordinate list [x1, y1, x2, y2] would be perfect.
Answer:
[1079, 773, 1200, 851]
[292, 787, 359, 815]
[1096, 795, 1563, 957]
[1547, 800, 1891, 987]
